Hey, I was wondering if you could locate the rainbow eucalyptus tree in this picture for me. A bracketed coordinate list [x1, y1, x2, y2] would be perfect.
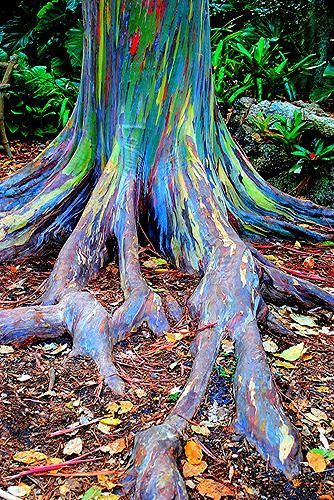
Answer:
[1, 0, 334, 497]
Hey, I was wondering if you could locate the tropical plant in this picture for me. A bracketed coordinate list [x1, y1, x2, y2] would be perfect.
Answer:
[290, 140, 334, 173]
[268, 111, 312, 149]
[212, 27, 318, 104]
[2, 51, 78, 138]
[310, 60, 334, 103]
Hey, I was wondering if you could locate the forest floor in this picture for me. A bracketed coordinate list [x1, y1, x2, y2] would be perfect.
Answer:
[0, 142, 334, 500]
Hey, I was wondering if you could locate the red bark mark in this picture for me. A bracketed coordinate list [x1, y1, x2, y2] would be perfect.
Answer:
[129, 30, 141, 57]
[142, 0, 155, 14]
[156, 0, 167, 23]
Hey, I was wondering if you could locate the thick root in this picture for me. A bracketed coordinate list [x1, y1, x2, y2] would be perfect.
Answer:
[120, 423, 187, 500]
[0, 290, 125, 395]
[233, 321, 301, 478]
[110, 286, 169, 343]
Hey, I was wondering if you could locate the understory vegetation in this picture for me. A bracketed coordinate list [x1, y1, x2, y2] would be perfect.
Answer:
[0, 0, 333, 139]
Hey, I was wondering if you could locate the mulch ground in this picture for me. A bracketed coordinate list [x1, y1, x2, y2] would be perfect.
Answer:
[0, 143, 333, 500]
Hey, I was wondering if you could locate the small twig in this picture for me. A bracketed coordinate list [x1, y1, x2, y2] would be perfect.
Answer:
[50, 416, 108, 437]
[7, 448, 101, 480]
[196, 439, 224, 463]
[34, 468, 123, 478]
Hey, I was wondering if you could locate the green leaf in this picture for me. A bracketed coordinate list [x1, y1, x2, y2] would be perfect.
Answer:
[82, 487, 102, 500]
[276, 342, 306, 362]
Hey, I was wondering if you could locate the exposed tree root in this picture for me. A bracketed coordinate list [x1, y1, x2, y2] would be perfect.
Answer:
[2, 136, 334, 497]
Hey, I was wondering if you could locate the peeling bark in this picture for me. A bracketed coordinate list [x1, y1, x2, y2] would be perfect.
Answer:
[1, 0, 334, 497]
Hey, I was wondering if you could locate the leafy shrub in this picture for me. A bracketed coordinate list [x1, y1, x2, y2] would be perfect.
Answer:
[1, 51, 78, 138]
[248, 110, 334, 175]
[212, 20, 318, 104]
[310, 60, 334, 103]
[0, 0, 82, 138]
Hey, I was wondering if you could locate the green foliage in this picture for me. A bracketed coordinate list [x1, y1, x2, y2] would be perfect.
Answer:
[249, 111, 334, 176]
[268, 111, 312, 150]
[212, 22, 318, 104]
[309, 448, 334, 461]
[0, 0, 82, 138]
[2, 51, 78, 138]
[310, 60, 334, 103]
[290, 140, 334, 174]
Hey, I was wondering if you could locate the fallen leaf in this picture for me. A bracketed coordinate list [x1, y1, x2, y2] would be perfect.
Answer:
[118, 400, 134, 414]
[274, 360, 296, 369]
[184, 440, 203, 465]
[108, 437, 127, 455]
[191, 424, 210, 437]
[7, 483, 31, 497]
[311, 408, 328, 421]
[197, 478, 235, 499]
[46, 457, 63, 465]
[82, 487, 102, 500]
[97, 474, 118, 489]
[99, 418, 121, 426]
[142, 257, 168, 269]
[13, 450, 48, 464]
[97, 422, 113, 434]
[290, 313, 316, 327]
[165, 331, 184, 343]
[63, 437, 83, 456]
[307, 451, 327, 472]
[0, 345, 14, 354]
[276, 342, 306, 362]
[263, 340, 278, 353]
[17, 374, 31, 382]
[303, 255, 315, 270]
[183, 460, 208, 478]
[106, 402, 120, 415]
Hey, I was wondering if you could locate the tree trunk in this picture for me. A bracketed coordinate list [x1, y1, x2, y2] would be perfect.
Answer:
[1, 1, 334, 497]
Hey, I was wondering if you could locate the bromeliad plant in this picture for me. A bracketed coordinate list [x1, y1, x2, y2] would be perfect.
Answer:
[249, 110, 311, 149]
[290, 140, 334, 174]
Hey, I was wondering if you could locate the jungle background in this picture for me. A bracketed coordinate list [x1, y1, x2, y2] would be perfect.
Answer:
[1, 0, 334, 205]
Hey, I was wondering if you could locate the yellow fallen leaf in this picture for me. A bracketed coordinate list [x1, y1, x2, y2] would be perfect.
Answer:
[274, 360, 296, 369]
[184, 440, 203, 465]
[46, 457, 63, 465]
[13, 450, 48, 464]
[183, 460, 207, 478]
[197, 478, 235, 499]
[97, 474, 118, 489]
[106, 402, 120, 415]
[165, 331, 184, 343]
[99, 418, 121, 426]
[307, 451, 327, 472]
[118, 400, 134, 414]
[191, 424, 211, 437]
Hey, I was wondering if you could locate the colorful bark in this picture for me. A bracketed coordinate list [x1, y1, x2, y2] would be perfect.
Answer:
[1, 0, 334, 497]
